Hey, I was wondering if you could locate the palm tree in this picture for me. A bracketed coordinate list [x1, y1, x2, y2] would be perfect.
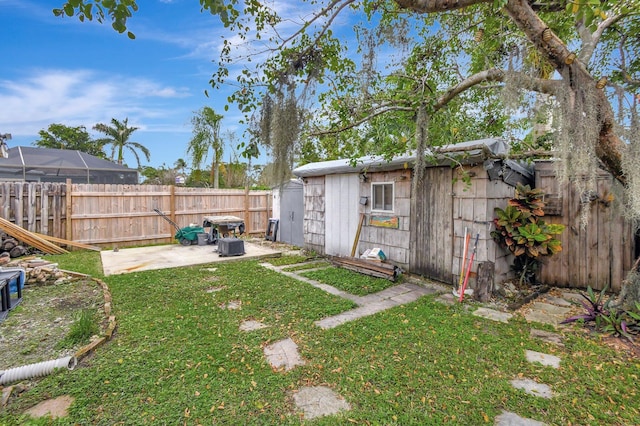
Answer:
[93, 118, 150, 166]
[174, 158, 188, 175]
[187, 107, 224, 188]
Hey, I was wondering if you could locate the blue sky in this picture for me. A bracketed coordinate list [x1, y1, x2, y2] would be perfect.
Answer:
[0, 0, 273, 169]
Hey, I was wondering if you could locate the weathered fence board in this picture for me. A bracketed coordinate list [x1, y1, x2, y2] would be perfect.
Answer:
[0, 182, 272, 248]
[536, 161, 635, 292]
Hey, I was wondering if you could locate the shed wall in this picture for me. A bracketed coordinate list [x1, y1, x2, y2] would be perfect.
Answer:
[358, 169, 412, 268]
[303, 176, 326, 254]
[451, 166, 517, 286]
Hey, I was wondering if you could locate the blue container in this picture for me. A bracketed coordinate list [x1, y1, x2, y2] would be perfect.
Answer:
[0, 268, 25, 294]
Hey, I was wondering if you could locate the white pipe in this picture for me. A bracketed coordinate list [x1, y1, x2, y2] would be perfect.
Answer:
[0, 356, 77, 386]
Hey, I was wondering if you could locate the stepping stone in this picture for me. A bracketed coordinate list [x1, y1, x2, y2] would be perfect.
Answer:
[239, 320, 268, 331]
[206, 286, 225, 293]
[530, 329, 564, 346]
[561, 292, 584, 303]
[523, 302, 571, 326]
[220, 301, 241, 310]
[24, 395, 74, 419]
[541, 296, 572, 307]
[292, 386, 350, 419]
[495, 410, 547, 425]
[435, 293, 456, 306]
[524, 350, 561, 369]
[510, 378, 553, 399]
[264, 338, 305, 371]
[473, 307, 513, 323]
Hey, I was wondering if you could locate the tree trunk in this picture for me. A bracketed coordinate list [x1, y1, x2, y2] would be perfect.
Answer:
[474, 261, 495, 302]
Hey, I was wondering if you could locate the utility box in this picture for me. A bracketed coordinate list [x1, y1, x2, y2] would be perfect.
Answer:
[218, 238, 245, 257]
[197, 233, 209, 246]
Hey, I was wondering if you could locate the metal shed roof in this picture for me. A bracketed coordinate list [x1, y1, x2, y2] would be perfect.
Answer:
[292, 138, 510, 178]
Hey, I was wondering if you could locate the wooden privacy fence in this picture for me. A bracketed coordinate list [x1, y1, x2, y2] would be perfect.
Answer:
[0, 181, 272, 247]
[535, 161, 636, 293]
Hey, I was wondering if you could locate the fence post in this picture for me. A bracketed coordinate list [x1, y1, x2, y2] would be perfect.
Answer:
[13, 183, 23, 230]
[244, 185, 250, 234]
[170, 185, 176, 226]
[65, 179, 72, 241]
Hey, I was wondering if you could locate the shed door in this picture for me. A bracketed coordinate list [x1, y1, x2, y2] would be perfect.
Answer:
[325, 174, 360, 256]
[410, 167, 454, 282]
[279, 183, 304, 247]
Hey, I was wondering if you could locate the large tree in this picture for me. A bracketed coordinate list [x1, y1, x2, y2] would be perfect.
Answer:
[93, 117, 150, 166]
[34, 123, 107, 158]
[187, 107, 225, 188]
[57, 1, 638, 186]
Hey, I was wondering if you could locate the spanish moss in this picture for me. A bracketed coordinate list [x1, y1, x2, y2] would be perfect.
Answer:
[553, 71, 602, 228]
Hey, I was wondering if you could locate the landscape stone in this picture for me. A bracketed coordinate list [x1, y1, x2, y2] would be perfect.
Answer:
[541, 296, 572, 307]
[473, 307, 513, 323]
[524, 302, 572, 326]
[24, 395, 74, 419]
[264, 338, 305, 371]
[561, 292, 584, 303]
[524, 350, 561, 369]
[529, 329, 564, 346]
[239, 320, 268, 331]
[531, 302, 572, 316]
[220, 300, 241, 310]
[510, 378, 553, 399]
[292, 386, 350, 419]
[435, 292, 456, 305]
[494, 410, 547, 425]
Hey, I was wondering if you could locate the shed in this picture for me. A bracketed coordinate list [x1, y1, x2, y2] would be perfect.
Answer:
[271, 179, 304, 247]
[0, 146, 138, 184]
[293, 138, 636, 292]
[293, 138, 532, 287]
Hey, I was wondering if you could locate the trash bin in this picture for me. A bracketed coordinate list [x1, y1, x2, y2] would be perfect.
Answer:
[197, 233, 209, 246]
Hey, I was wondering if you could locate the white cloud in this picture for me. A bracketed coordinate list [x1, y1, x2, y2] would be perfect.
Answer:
[0, 69, 191, 136]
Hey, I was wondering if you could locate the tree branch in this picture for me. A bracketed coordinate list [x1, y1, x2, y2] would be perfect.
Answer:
[578, 13, 627, 64]
[313, 68, 561, 137]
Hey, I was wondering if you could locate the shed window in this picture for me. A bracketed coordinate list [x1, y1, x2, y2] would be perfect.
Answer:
[372, 182, 394, 212]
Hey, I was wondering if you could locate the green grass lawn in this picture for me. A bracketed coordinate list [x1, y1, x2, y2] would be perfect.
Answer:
[1, 252, 638, 425]
[299, 266, 398, 296]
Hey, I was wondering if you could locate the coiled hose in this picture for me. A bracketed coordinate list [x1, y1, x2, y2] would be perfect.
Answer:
[0, 356, 77, 386]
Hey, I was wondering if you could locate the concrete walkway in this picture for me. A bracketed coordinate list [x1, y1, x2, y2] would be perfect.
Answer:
[260, 262, 443, 329]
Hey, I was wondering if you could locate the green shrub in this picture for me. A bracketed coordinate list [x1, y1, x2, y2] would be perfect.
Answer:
[491, 184, 564, 285]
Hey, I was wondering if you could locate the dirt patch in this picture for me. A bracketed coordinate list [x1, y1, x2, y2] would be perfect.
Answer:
[0, 276, 105, 371]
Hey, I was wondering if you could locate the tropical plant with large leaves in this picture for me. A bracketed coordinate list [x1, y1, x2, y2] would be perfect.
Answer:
[491, 184, 564, 285]
[93, 118, 150, 167]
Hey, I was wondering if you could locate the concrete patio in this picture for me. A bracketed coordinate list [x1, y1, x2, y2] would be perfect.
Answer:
[100, 240, 281, 276]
